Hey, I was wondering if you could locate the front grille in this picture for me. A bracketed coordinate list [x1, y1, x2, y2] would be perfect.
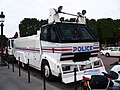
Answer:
[73, 52, 91, 62]
[60, 52, 91, 62]
[60, 53, 74, 61]
[60, 50, 99, 62]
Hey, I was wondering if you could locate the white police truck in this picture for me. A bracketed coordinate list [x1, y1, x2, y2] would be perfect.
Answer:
[8, 6, 106, 83]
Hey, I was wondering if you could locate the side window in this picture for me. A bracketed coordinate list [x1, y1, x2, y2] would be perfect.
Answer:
[119, 48, 120, 51]
[104, 47, 108, 50]
[112, 47, 118, 51]
[50, 27, 58, 42]
[40, 26, 49, 41]
[40, 25, 58, 42]
[109, 47, 113, 50]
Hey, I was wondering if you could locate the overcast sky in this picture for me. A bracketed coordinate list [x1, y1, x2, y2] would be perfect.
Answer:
[0, 0, 120, 37]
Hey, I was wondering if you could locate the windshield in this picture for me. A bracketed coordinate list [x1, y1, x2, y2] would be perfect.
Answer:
[56, 23, 98, 43]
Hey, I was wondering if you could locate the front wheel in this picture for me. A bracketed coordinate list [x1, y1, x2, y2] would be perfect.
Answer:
[41, 61, 55, 81]
[105, 53, 110, 57]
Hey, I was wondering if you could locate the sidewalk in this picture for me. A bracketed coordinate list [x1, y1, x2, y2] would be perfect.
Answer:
[0, 65, 62, 90]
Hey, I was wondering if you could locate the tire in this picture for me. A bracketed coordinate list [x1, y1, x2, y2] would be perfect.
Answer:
[41, 61, 54, 81]
[105, 53, 110, 57]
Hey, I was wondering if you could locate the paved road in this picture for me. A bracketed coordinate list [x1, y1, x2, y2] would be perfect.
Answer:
[0, 55, 119, 90]
[0, 61, 62, 90]
[100, 55, 119, 72]
[0, 64, 81, 90]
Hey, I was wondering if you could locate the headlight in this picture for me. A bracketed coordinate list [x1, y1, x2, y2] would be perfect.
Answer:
[62, 65, 70, 71]
[62, 65, 78, 73]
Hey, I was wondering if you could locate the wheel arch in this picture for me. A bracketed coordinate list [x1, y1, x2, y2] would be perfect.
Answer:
[41, 58, 59, 77]
[105, 52, 110, 57]
[41, 59, 49, 69]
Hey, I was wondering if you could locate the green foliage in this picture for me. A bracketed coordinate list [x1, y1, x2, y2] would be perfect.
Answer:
[19, 18, 48, 37]
[88, 18, 120, 45]
[18, 17, 120, 45]
[69, 18, 76, 22]
[0, 35, 8, 47]
[101, 19, 118, 44]
[87, 19, 97, 35]
[19, 18, 40, 37]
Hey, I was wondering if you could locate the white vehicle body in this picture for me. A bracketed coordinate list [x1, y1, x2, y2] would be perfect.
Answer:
[108, 47, 120, 57]
[5, 38, 15, 60]
[9, 7, 106, 83]
[7, 38, 14, 55]
[100, 47, 120, 57]
[100, 47, 114, 56]
[13, 35, 105, 83]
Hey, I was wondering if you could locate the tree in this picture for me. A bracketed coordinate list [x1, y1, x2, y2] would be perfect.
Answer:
[19, 18, 48, 37]
[69, 18, 76, 22]
[19, 18, 41, 37]
[87, 19, 98, 35]
[13, 32, 18, 39]
[114, 19, 120, 45]
[97, 18, 116, 45]
[18, 17, 120, 45]
[0, 35, 8, 47]
[87, 18, 120, 45]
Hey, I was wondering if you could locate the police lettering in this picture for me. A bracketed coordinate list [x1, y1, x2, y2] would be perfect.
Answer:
[73, 46, 93, 52]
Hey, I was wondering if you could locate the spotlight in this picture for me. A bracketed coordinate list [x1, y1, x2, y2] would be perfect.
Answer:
[82, 10, 86, 15]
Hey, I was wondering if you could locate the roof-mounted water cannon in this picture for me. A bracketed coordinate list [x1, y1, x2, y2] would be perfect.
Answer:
[48, 6, 63, 23]
[48, 6, 86, 24]
[76, 10, 86, 24]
